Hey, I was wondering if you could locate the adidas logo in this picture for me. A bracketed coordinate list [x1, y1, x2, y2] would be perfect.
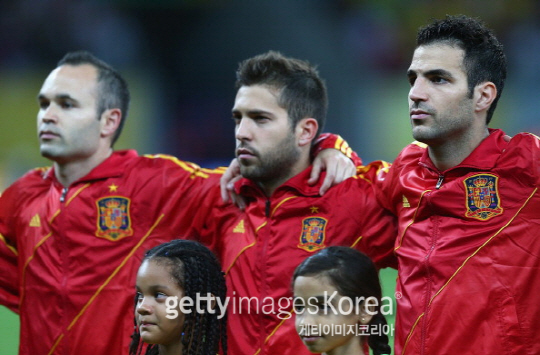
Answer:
[233, 220, 245, 233]
[29, 214, 41, 227]
[402, 195, 410, 208]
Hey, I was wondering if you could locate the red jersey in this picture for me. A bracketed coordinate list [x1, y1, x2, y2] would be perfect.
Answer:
[194, 161, 397, 355]
[0, 134, 390, 355]
[0, 150, 219, 355]
[377, 129, 540, 355]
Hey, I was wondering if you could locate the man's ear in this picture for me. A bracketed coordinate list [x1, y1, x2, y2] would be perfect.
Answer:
[100, 108, 122, 140]
[474, 81, 497, 114]
[296, 118, 318, 147]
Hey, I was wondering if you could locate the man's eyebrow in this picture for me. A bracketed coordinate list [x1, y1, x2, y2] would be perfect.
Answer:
[231, 109, 273, 116]
[422, 69, 455, 79]
[37, 93, 76, 101]
[407, 68, 454, 79]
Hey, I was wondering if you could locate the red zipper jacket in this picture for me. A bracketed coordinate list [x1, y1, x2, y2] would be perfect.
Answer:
[376, 129, 540, 355]
[0, 134, 365, 354]
[193, 160, 398, 355]
[0, 150, 220, 355]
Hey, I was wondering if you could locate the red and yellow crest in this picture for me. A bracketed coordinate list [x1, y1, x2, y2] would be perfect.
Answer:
[464, 174, 503, 221]
[298, 217, 327, 252]
[96, 196, 133, 241]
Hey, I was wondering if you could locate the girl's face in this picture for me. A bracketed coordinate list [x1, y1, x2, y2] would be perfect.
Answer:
[293, 275, 370, 355]
[135, 259, 185, 351]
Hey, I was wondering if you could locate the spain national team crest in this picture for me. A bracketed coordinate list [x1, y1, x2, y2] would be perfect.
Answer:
[464, 174, 503, 221]
[298, 217, 327, 252]
[96, 196, 134, 241]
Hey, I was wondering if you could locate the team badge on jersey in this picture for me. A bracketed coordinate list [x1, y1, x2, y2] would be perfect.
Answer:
[96, 196, 134, 241]
[464, 174, 503, 221]
[298, 217, 327, 252]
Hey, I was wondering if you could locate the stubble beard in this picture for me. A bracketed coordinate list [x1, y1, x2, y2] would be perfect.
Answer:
[411, 97, 475, 146]
[239, 134, 300, 185]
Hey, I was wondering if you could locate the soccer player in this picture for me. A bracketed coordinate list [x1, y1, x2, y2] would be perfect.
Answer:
[191, 51, 397, 355]
[0, 50, 353, 355]
[376, 15, 540, 354]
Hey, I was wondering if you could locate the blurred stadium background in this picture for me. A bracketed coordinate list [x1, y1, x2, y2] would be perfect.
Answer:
[1, 0, 540, 353]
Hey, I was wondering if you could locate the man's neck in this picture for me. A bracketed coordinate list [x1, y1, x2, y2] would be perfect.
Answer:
[53, 148, 113, 187]
[428, 127, 490, 171]
[259, 155, 311, 198]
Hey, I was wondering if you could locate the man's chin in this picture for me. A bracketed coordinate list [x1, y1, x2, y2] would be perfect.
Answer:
[239, 165, 256, 179]
[40, 147, 64, 161]
[411, 127, 433, 143]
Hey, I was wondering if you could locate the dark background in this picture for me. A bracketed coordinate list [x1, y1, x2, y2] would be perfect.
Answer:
[1, 1, 540, 352]
[1, 0, 540, 189]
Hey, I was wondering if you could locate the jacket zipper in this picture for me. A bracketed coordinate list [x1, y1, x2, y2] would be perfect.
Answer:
[265, 199, 270, 217]
[59, 185, 69, 354]
[420, 195, 439, 354]
[260, 198, 271, 353]
[435, 174, 444, 189]
[60, 187, 68, 202]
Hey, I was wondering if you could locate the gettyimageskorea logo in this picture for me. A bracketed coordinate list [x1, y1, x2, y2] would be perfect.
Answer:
[164, 291, 394, 320]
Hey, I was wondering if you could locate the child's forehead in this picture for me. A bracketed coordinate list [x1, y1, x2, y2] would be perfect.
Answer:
[293, 274, 339, 296]
[137, 258, 178, 282]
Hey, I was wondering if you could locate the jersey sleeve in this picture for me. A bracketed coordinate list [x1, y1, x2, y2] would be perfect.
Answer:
[0, 187, 21, 313]
[312, 133, 363, 167]
[353, 160, 398, 269]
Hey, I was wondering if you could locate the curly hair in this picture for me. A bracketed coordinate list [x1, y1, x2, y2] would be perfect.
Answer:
[129, 240, 227, 355]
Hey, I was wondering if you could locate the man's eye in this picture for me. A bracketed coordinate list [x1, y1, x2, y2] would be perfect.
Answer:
[432, 77, 448, 84]
[61, 101, 74, 109]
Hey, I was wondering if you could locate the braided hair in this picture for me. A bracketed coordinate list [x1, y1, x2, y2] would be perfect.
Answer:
[129, 240, 227, 355]
[292, 246, 391, 355]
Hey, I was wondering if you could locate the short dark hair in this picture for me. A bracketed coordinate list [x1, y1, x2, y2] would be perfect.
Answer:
[235, 51, 327, 138]
[416, 15, 507, 124]
[293, 247, 391, 355]
[57, 50, 130, 145]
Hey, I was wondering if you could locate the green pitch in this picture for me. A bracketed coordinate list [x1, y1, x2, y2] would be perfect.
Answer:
[0, 306, 18, 354]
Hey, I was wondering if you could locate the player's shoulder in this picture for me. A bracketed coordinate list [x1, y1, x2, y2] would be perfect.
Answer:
[20, 166, 51, 184]
[393, 141, 426, 164]
[508, 132, 540, 148]
[2, 166, 52, 200]
[354, 160, 392, 183]
[138, 153, 226, 178]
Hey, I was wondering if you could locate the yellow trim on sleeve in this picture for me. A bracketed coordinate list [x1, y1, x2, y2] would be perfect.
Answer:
[334, 135, 344, 151]
[143, 154, 213, 179]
